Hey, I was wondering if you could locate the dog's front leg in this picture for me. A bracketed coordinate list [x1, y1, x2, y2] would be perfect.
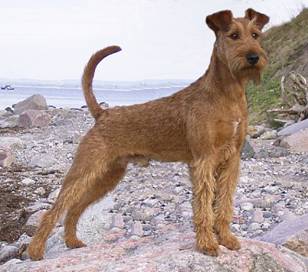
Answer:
[213, 154, 241, 251]
[190, 157, 219, 256]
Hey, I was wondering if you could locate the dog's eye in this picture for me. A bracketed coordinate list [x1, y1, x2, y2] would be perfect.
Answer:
[230, 33, 240, 40]
[252, 32, 259, 39]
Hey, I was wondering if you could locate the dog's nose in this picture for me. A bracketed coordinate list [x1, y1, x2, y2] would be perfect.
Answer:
[246, 53, 259, 65]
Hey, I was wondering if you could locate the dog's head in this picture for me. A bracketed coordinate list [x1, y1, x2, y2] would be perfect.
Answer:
[206, 8, 270, 83]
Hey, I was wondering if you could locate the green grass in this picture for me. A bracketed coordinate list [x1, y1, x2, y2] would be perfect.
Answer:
[246, 8, 308, 124]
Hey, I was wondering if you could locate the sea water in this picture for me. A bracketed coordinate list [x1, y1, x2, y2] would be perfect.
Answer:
[0, 84, 185, 110]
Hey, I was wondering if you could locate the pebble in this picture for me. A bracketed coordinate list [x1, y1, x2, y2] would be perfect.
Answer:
[131, 221, 143, 237]
[253, 209, 264, 223]
[240, 202, 254, 211]
[48, 188, 60, 202]
[34, 187, 46, 195]
[249, 223, 261, 231]
[21, 178, 35, 185]
[111, 214, 125, 229]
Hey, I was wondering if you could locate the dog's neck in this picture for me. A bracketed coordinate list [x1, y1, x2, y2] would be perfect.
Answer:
[202, 47, 247, 100]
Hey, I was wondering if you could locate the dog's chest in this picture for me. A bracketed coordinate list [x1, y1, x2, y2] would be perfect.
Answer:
[214, 115, 246, 149]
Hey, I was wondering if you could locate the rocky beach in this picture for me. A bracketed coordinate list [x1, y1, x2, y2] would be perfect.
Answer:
[0, 94, 307, 271]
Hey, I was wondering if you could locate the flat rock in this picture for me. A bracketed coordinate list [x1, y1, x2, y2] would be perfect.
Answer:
[14, 94, 48, 115]
[1, 232, 306, 271]
[18, 110, 51, 128]
[258, 213, 308, 245]
[278, 119, 308, 137]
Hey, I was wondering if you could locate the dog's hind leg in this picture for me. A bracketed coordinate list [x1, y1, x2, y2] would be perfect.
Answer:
[64, 160, 127, 249]
[28, 132, 116, 260]
[213, 154, 241, 251]
[190, 156, 220, 256]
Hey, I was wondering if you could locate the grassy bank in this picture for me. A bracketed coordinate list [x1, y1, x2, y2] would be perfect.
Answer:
[247, 8, 308, 124]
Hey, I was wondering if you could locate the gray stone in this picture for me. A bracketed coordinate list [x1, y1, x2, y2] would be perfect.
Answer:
[249, 223, 261, 231]
[18, 110, 51, 128]
[260, 130, 277, 140]
[278, 119, 308, 136]
[241, 140, 255, 159]
[259, 213, 308, 245]
[14, 94, 48, 114]
[21, 178, 35, 185]
[240, 202, 254, 211]
[48, 188, 60, 203]
[34, 187, 46, 195]
[0, 245, 19, 263]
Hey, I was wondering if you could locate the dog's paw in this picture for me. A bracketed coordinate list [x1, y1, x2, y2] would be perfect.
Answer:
[218, 233, 241, 251]
[65, 238, 87, 249]
[28, 243, 44, 261]
[196, 237, 220, 257]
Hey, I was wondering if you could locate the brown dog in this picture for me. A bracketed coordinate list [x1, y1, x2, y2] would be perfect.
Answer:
[28, 8, 269, 260]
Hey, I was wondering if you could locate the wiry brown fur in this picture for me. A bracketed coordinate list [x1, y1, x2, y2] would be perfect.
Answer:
[28, 8, 269, 260]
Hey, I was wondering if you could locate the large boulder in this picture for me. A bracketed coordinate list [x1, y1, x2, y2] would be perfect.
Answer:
[1, 232, 306, 271]
[13, 95, 48, 115]
[279, 128, 308, 152]
[18, 110, 50, 128]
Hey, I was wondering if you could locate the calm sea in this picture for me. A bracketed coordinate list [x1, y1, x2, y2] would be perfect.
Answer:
[0, 84, 186, 110]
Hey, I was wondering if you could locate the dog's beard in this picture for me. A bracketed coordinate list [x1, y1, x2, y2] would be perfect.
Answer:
[230, 62, 262, 85]
[243, 68, 261, 85]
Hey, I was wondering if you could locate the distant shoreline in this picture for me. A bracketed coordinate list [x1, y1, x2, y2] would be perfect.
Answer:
[0, 83, 187, 110]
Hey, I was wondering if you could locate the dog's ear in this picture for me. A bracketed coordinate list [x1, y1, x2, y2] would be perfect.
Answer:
[245, 8, 269, 30]
[206, 10, 233, 33]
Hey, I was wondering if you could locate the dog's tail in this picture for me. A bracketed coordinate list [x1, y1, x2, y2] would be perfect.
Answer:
[82, 45, 122, 119]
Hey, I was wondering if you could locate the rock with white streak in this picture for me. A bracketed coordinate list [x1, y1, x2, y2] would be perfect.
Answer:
[18, 110, 50, 128]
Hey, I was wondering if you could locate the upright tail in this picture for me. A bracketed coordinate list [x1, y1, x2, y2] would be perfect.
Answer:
[82, 45, 122, 119]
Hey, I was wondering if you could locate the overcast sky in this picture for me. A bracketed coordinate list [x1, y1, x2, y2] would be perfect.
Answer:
[0, 0, 307, 82]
